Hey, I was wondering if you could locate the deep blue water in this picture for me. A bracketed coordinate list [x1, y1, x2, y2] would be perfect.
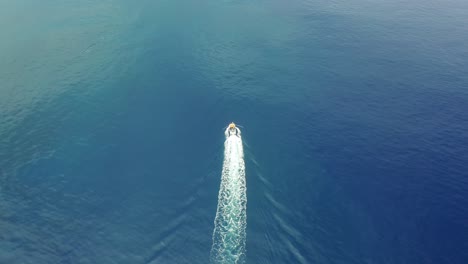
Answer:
[1, 0, 468, 263]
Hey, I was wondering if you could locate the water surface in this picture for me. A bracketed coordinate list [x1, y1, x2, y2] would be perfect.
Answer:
[1, 0, 468, 263]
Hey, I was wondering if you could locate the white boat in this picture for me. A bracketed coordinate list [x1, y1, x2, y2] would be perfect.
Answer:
[225, 122, 241, 137]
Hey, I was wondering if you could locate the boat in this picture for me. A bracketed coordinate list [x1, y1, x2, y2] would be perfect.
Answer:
[225, 122, 241, 137]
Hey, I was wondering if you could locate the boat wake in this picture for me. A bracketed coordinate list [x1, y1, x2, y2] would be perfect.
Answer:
[211, 123, 247, 263]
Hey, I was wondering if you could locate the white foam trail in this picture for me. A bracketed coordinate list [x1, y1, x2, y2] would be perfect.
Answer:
[211, 129, 247, 264]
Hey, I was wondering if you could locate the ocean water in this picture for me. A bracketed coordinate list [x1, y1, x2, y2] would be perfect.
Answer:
[1, 0, 468, 263]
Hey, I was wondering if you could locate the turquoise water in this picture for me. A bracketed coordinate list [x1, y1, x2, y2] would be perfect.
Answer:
[1, 0, 468, 263]
[211, 130, 247, 263]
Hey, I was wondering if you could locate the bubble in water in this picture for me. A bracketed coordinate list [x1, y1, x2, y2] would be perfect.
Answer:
[211, 132, 247, 264]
